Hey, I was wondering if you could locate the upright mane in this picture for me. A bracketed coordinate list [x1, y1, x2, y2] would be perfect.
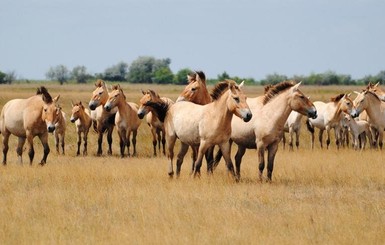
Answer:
[36, 86, 53, 103]
[95, 79, 104, 87]
[263, 81, 295, 105]
[330, 93, 345, 102]
[187, 70, 206, 84]
[210, 80, 236, 101]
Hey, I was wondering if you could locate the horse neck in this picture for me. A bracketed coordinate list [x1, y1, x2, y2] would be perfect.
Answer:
[149, 100, 169, 122]
[199, 86, 211, 105]
[78, 108, 90, 124]
[364, 94, 383, 123]
[116, 97, 130, 115]
[262, 91, 293, 127]
[211, 93, 234, 126]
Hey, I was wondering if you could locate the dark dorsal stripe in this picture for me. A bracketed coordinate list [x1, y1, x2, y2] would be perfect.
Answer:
[210, 80, 236, 101]
[36, 86, 53, 103]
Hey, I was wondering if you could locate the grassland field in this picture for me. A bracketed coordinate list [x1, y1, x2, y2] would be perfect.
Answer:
[0, 83, 384, 244]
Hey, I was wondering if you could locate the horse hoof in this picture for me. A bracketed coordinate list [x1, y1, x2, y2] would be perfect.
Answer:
[168, 172, 174, 178]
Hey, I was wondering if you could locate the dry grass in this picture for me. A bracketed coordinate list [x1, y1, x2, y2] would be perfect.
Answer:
[0, 83, 384, 244]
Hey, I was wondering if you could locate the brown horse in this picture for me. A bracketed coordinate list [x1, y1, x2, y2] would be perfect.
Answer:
[105, 85, 142, 157]
[70, 101, 93, 156]
[214, 81, 317, 181]
[53, 107, 66, 155]
[0, 87, 60, 165]
[165, 80, 252, 178]
[88, 79, 117, 156]
[138, 89, 174, 156]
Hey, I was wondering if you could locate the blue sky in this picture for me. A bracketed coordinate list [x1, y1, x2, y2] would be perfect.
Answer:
[1, 0, 384, 80]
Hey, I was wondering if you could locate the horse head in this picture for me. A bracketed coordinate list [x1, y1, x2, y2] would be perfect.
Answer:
[70, 101, 84, 123]
[367, 82, 385, 101]
[351, 90, 369, 118]
[176, 71, 211, 105]
[38, 87, 60, 133]
[104, 84, 125, 112]
[288, 82, 317, 119]
[89, 79, 109, 110]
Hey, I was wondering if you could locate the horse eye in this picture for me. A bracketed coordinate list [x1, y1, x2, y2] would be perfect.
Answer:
[99, 92, 103, 95]
[299, 95, 305, 99]
[234, 97, 240, 103]
[191, 87, 197, 92]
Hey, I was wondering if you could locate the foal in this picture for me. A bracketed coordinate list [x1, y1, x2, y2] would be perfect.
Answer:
[70, 101, 93, 156]
[53, 106, 66, 155]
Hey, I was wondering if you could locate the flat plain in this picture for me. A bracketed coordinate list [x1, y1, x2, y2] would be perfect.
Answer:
[0, 83, 384, 244]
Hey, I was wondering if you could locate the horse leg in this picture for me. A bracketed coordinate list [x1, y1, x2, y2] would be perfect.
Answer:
[319, 129, 324, 149]
[295, 129, 300, 149]
[60, 133, 65, 155]
[156, 129, 161, 156]
[288, 127, 294, 151]
[54, 131, 60, 154]
[26, 132, 35, 165]
[38, 133, 50, 165]
[193, 142, 211, 178]
[161, 129, 166, 156]
[257, 143, 265, 182]
[190, 146, 197, 174]
[205, 146, 214, 174]
[166, 134, 177, 177]
[83, 130, 89, 156]
[282, 133, 286, 150]
[266, 142, 279, 182]
[97, 132, 103, 156]
[151, 127, 157, 156]
[326, 127, 331, 149]
[2, 131, 10, 165]
[378, 130, 383, 149]
[212, 148, 223, 170]
[131, 130, 137, 157]
[76, 131, 81, 156]
[118, 129, 126, 158]
[334, 127, 340, 150]
[107, 126, 113, 155]
[176, 143, 189, 177]
[234, 145, 246, 180]
[16, 137, 26, 164]
[310, 131, 315, 149]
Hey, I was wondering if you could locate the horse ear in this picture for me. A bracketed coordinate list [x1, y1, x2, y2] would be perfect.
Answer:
[292, 82, 301, 92]
[141, 89, 146, 95]
[375, 82, 380, 87]
[347, 93, 351, 98]
[71, 100, 74, 107]
[353, 91, 360, 95]
[239, 81, 245, 88]
[53, 95, 60, 103]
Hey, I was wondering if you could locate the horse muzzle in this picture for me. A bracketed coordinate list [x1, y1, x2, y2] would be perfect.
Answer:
[104, 105, 112, 112]
[89, 101, 98, 110]
[243, 112, 252, 122]
[47, 125, 56, 133]
[351, 109, 360, 118]
[137, 112, 145, 119]
[308, 109, 317, 119]
[70, 117, 76, 123]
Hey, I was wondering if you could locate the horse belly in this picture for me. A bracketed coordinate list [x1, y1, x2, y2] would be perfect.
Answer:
[3, 110, 26, 137]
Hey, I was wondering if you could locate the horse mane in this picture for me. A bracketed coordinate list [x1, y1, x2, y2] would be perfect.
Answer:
[187, 71, 206, 84]
[144, 89, 169, 122]
[112, 84, 126, 99]
[264, 84, 274, 94]
[195, 71, 206, 82]
[263, 81, 295, 105]
[95, 79, 104, 87]
[210, 80, 236, 101]
[36, 86, 53, 103]
[330, 93, 345, 102]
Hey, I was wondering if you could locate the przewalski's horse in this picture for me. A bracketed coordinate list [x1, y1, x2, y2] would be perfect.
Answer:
[104, 84, 142, 157]
[0, 87, 60, 165]
[137, 89, 174, 156]
[282, 111, 303, 150]
[351, 90, 385, 149]
[88, 79, 117, 156]
[214, 81, 317, 181]
[53, 107, 66, 155]
[306, 93, 354, 149]
[70, 101, 93, 156]
[166, 80, 252, 179]
[341, 113, 373, 150]
[367, 82, 385, 101]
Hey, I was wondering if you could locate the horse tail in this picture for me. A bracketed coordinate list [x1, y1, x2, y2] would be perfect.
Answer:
[212, 148, 223, 170]
[306, 119, 315, 133]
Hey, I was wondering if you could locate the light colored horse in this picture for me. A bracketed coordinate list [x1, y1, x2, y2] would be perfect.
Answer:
[165, 80, 252, 178]
[88, 79, 117, 156]
[70, 101, 93, 156]
[0, 87, 60, 165]
[351, 90, 385, 149]
[53, 107, 66, 155]
[138, 89, 174, 156]
[216, 81, 317, 181]
[367, 82, 385, 101]
[341, 113, 373, 150]
[105, 84, 142, 157]
[282, 111, 303, 150]
[306, 94, 354, 149]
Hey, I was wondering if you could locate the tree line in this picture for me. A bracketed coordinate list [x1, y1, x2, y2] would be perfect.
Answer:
[1, 56, 384, 85]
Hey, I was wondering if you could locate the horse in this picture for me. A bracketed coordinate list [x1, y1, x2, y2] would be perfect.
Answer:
[175, 71, 215, 171]
[104, 84, 142, 157]
[351, 90, 385, 149]
[137, 89, 174, 156]
[53, 107, 66, 155]
[282, 111, 303, 150]
[367, 82, 385, 101]
[0, 87, 60, 165]
[88, 79, 117, 156]
[214, 81, 317, 181]
[166, 80, 252, 179]
[70, 101, 93, 156]
[306, 93, 354, 149]
[341, 113, 373, 150]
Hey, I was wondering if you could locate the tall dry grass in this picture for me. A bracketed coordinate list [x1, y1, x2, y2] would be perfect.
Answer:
[0, 83, 384, 244]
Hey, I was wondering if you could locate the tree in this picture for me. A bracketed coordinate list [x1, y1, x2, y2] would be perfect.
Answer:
[152, 67, 174, 84]
[103, 62, 128, 81]
[71, 65, 91, 83]
[217, 71, 230, 81]
[127, 56, 173, 84]
[174, 68, 192, 84]
[0, 70, 7, 84]
[4, 71, 16, 84]
[260, 73, 288, 85]
[46, 65, 70, 85]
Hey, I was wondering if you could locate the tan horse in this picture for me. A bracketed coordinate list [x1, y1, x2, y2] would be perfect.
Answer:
[351, 90, 385, 149]
[176, 71, 211, 105]
[0, 87, 60, 165]
[215, 81, 317, 181]
[105, 85, 142, 157]
[165, 80, 252, 178]
[70, 101, 93, 156]
[367, 82, 385, 101]
[88, 79, 117, 156]
[306, 93, 354, 149]
[138, 89, 174, 156]
[53, 107, 66, 155]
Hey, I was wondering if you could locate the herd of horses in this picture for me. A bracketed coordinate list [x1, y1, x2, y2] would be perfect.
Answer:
[0, 71, 384, 182]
